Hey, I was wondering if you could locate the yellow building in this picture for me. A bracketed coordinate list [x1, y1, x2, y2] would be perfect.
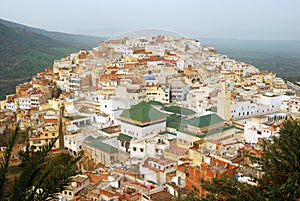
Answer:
[101, 85, 116, 96]
[39, 98, 64, 111]
[0, 101, 6, 110]
[29, 113, 60, 152]
[145, 85, 163, 102]
[29, 125, 60, 152]
[188, 140, 205, 166]
[273, 78, 287, 89]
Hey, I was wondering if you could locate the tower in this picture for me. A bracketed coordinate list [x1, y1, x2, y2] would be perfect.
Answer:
[217, 82, 231, 121]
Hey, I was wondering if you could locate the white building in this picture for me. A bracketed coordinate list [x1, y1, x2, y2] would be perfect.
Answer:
[222, 94, 290, 119]
[140, 157, 177, 185]
[119, 101, 166, 139]
[64, 133, 88, 155]
[288, 96, 300, 113]
[170, 79, 190, 102]
[129, 135, 170, 159]
[58, 174, 90, 201]
[244, 116, 279, 144]
[6, 102, 16, 112]
[117, 101, 167, 157]
[18, 96, 31, 110]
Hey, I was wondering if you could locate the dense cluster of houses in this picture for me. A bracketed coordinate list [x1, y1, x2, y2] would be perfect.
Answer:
[1, 35, 300, 200]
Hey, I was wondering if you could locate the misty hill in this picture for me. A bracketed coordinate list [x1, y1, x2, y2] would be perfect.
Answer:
[0, 19, 106, 99]
[0, 19, 105, 49]
[201, 38, 300, 82]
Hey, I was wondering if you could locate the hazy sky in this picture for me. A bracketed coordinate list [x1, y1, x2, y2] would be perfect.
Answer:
[1, 0, 300, 40]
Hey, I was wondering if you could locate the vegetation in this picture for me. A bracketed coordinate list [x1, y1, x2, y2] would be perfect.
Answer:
[0, 19, 105, 99]
[201, 38, 300, 83]
[0, 123, 82, 201]
[187, 119, 300, 201]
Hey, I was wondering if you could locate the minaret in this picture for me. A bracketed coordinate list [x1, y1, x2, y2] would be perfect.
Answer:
[217, 82, 231, 121]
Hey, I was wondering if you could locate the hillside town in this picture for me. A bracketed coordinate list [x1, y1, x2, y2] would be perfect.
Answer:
[1, 35, 300, 201]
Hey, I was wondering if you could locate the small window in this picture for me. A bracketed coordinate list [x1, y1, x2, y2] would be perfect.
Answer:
[133, 147, 137, 151]
[140, 148, 144, 152]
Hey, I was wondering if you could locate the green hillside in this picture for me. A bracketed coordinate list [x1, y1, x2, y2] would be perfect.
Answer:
[0, 19, 106, 99]
[0, 19, 103, 49]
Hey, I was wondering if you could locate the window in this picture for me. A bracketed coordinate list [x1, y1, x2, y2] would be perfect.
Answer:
[140, 148, 144, 152]
[133, 147, 137, 151]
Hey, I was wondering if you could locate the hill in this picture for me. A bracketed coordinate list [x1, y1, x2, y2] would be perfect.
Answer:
[0, 19, 104, 49]
[0, 19, 106, 99]
[201, 38, 300, 82]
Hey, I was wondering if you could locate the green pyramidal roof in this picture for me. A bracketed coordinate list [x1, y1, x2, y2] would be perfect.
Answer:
[120, 101, 166, 123]
[188, 113, 224, 128]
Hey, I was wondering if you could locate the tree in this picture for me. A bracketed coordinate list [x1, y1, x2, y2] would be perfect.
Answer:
[199, 119, 300, 201]
[256, 119, 300, 200]
[200, 175, 263, 201]
[0, 123, 82, 201]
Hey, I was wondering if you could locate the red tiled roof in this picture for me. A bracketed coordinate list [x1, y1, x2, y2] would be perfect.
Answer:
[99, 189, 117, 198]
[167, 146, 188, 155]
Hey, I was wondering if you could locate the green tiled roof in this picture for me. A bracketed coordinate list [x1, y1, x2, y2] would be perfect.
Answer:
[84, 136, 118, 153]
[120, 101, 166, 123]
[85, 135, 96, 141]
[148, 100, 163, 106]
[118, 133, 133, 142]
[207, 106, 217, 113]
[159, 131, 177, 136]
[187, 113, 224, 128]
[178, 125, 235, 138]
[162, 105, 196, 115]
